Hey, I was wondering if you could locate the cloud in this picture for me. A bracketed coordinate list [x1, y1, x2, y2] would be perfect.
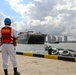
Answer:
[1, 0, 76, 37]
[0, 12, 6, 28]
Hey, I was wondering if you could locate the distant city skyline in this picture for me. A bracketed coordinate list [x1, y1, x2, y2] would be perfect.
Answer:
[46, 35, 76, 42]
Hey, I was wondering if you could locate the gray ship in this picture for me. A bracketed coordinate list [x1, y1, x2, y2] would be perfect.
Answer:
[17, 31, 47, 44]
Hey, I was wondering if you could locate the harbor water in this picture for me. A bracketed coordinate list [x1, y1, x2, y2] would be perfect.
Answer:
[16, 43, 76, 54]
[0, 43, 76, 54]
[16, 44, 46, 54]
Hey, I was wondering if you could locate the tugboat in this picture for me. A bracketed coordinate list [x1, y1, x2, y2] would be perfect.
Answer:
[17, 31, 47, 44]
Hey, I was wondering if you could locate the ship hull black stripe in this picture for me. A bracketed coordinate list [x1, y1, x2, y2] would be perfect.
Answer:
[58, 56, 74, 62]
[33, 53, 44, 58]
[16, 52, 23, 55]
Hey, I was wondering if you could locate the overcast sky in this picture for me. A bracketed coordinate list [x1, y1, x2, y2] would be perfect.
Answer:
[0, 0, 76, 39]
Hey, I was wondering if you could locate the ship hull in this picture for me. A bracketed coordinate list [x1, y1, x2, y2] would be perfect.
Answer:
[17, 31, 47, 44]
[28, 36, 46, 44]
[17, 39, 28, 44]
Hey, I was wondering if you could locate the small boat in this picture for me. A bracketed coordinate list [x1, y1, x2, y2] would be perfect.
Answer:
[44, 45, 63, 55]
[45, 45, 76, 57]
[61, 50, 70, 56]
[51, 48, 59, 55]
[61, 49, 76, 57]
[49, 41, 60, 44]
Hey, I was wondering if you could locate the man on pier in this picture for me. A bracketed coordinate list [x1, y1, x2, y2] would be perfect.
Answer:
[0, 18, 20, 75]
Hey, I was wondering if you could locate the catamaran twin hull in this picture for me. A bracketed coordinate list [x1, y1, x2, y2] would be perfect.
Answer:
[17, 32, 47, 44]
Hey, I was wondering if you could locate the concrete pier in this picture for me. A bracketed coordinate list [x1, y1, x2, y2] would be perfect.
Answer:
[0, 53, 76, 75]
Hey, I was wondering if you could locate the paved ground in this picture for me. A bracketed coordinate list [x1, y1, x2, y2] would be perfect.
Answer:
[0, 53, 76, 75]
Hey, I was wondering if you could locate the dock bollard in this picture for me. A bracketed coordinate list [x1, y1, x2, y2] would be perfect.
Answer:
[45, 46, 53, 54]
[47, 48, 53, 54]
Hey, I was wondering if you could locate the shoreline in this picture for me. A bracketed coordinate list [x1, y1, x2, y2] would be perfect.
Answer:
[0, 53, 76, 75]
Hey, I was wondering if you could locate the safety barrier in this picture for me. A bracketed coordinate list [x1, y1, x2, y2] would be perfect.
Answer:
[16, 52, 76, 62]
[0, 50, 1, 53]
[0, 50, 76, 62]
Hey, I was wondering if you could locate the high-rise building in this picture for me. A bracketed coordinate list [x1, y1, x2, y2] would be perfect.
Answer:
[58, 36, 62, 42]
[48, 35, 51, 42]
[64, 36, 67, 42]
[45, 35, 51, 42]
[51, 35, 56, 42]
